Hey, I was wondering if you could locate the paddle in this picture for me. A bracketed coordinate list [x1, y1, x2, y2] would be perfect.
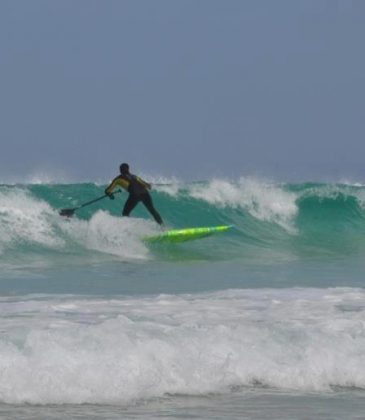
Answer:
[59, 190, 121, 217]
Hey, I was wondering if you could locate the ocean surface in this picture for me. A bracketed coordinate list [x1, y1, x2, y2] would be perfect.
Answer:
[1, 177, 365, 419]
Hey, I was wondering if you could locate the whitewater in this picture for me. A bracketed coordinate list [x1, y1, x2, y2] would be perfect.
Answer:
[1, 177, 365, 419]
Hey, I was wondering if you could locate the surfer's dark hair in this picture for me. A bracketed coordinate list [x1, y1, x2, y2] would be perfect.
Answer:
[120, 163, 129, 173]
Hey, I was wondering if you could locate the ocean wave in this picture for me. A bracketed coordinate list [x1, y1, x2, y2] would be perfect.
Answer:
[0, 188, 63, 253]
[1, 288, 365, 404]
[0, 186, 155, 260]
[60, 210, 154, 259]
[189, 178, 298, 232]
[1, 179, 365, 263]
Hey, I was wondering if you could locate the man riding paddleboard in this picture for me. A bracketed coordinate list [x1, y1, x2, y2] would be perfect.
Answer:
[105, 163, 164, 225]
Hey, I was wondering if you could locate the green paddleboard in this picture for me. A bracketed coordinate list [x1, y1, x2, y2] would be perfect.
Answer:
[145, 225, 233, 243]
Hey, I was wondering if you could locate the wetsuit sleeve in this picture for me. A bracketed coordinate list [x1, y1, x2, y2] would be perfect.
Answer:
[136, 176, 151, 190]
[105, 177, 123, 194]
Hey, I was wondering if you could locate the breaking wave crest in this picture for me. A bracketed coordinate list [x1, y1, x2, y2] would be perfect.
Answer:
[1, 178, 365, 265]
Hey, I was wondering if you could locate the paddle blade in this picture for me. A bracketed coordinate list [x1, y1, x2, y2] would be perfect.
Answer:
[59, 208, 76, 217]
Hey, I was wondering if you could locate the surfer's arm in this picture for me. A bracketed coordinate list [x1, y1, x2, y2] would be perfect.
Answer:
[105, 177, 128, 195]
[136, 177, 152, 190]
[105, 178, 117, 195]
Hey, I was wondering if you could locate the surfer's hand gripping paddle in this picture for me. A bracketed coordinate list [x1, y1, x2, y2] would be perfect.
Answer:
[59, 190, 121, 217]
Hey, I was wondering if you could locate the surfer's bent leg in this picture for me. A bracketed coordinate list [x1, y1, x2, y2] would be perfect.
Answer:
[141, 193, 163, 225]
[122, 194, 139, 216]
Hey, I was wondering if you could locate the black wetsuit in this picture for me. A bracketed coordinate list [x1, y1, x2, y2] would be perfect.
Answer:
[105, 173, 163, 225]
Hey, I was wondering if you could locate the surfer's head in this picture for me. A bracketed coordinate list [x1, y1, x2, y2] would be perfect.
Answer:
[119, 163, 129, 174]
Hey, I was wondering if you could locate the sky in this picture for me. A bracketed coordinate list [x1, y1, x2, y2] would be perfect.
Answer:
[0, 0, 364, 182]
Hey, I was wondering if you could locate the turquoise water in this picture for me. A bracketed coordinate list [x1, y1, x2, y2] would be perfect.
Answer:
[1, 178, 365, 418]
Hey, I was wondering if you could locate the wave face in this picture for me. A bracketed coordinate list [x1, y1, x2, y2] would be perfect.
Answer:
[1, 179, 365, 265]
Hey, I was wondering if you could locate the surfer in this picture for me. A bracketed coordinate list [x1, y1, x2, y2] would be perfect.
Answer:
[105, 163, 164, 225]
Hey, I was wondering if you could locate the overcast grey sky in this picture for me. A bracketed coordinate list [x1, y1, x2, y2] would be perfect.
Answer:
[0, 0, 364, 182]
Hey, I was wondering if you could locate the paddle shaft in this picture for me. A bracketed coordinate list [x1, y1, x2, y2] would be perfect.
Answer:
[75, 194, 109, 210]
[59, 190, 121, 216]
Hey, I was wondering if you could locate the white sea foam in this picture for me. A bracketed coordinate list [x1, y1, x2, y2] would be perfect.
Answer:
[0, 188, 154, 260]
[0, 288, 365, 404]
[296, 183, 365, 212]
[338, 178, 365, 188]
[59, 211, 154, 259]
[350, 189, 365, 211]
[189, 178, 298, 232]
[0, 188, 63, 253]
[139, 174, 183, 197]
